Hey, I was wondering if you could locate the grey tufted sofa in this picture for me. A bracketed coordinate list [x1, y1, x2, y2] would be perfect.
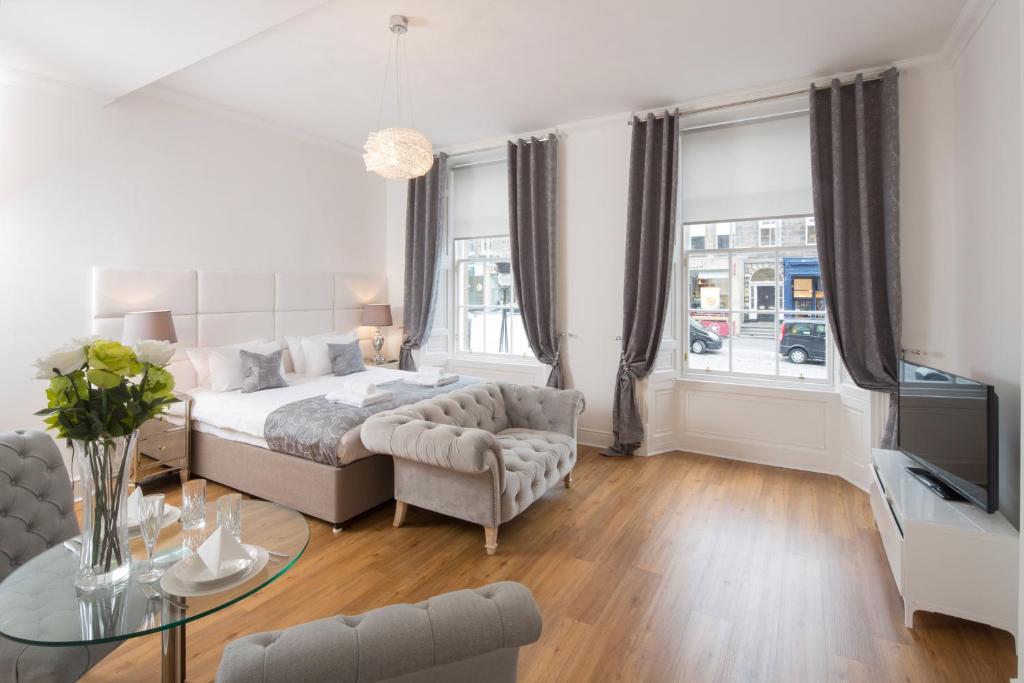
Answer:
[216, 581, 542, 683]
[0, 430, 119, 682]
[361, 382, 585, 554]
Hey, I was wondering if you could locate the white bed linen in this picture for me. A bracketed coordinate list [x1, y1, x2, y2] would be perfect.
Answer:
[188, 367, 409, 442]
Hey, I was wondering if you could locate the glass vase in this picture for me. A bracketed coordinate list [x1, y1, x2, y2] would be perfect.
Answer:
[73, 433, 136, 593]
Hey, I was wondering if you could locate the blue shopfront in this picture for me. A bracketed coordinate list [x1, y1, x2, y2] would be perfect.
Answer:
[782, 257, 825, 311]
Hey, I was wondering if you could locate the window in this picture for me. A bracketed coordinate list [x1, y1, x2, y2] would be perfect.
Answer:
[453, 237, 530, 355]
[678, 105, 830, 384]
[447, 156, 530, 357]
[684, 219, 828, 382]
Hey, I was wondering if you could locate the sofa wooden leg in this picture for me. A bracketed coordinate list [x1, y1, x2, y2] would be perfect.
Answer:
[484, 526, 499, 555]
[393, 500, 408, 528]
[564, 471, 574, 488]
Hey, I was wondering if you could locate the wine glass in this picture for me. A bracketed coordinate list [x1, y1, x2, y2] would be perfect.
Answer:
[137, 494, 166, 583]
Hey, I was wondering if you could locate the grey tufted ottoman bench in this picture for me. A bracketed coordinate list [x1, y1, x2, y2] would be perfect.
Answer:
[216, 581, 542, 683]
[361, 382, 585, 554]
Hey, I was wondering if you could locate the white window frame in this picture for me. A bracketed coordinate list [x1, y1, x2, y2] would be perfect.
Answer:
[680, 216, 833, 388]
[452, 236, 530, 358]
[804, 216, 817, 246]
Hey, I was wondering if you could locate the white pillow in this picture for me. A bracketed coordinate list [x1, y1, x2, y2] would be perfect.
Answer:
[292, 329, 360, 374]
[207, 340, 283, 392]
[186, 338, 274, 388]
[300, 332, 358, 377]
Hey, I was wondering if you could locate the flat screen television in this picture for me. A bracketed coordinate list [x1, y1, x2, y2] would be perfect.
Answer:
[897, 359, 998, 513]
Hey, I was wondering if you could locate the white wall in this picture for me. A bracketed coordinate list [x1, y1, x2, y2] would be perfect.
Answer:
[898, 0, 1023, 528]
[0, 73, 386, 437]
[951, 0, 1022, 528]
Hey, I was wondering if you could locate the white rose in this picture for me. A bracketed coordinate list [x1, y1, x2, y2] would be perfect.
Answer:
[135, 339, 175, 367]
[33, 340, 88, 379]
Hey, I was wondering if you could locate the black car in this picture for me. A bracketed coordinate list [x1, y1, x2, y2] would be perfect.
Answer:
[689, 319, 723, 354]
[779, 318, 827, 364]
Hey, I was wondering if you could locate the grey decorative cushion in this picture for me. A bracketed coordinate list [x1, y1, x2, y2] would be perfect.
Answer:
[327, 342, 365, 377]
[239, 349, 288, 394]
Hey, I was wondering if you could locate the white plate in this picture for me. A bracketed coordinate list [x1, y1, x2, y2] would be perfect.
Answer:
[127, 505, 181, 536]
[160, 545, 269, 598]
[169, 548, 252, 587]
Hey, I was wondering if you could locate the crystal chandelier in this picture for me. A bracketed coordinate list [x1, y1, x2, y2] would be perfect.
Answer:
[364, 15, 434, 179]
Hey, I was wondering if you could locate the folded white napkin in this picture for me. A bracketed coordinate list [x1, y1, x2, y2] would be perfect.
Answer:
[337, 379, 377, 398]
[325, 389, 393, 408]
[196, 526, 251, 578]
[126, 486, 143, 524]
[407, 373, 458, 387]
[419, 365, 444, 378]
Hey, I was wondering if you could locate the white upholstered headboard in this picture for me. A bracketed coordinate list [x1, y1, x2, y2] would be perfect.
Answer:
[91, 267, 387, 391]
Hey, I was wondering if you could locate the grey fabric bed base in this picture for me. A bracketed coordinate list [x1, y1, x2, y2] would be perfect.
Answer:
[191, 431, 394, 526]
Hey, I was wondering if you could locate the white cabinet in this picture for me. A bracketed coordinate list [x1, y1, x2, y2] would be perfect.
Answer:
[869, 448, 1018, 642]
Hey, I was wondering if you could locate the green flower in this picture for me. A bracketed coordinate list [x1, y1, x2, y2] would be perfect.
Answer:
[46, 371, 88, 408]
[143, 366, 176, 403]
[88, 340, 141, 378]
[87, 368, 123, 389]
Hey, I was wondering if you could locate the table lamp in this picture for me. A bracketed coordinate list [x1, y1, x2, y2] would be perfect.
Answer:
[122, 309, 178, 346]
[361, 304, 393, 365]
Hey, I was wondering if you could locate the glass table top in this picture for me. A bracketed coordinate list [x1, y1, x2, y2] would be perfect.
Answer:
[0, 500, 309, 646]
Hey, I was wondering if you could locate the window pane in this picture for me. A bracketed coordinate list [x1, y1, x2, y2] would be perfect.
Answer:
[779, 217, 815, 246]
[778, 313, 828, 380]
[688, 254, 730, 310]
[733, 252, 777, 313]
[731, 312, 776, 376]
[455, 236, 511, 259]
[488, 262, 516, 306]
[458, 307, 487, 353]
[780, 254, 825, 311]
[686, 314, 729, 373]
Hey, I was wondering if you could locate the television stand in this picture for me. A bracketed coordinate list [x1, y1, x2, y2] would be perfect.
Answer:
[904, 466, 967, 502]
[869, 449, 1018, 643]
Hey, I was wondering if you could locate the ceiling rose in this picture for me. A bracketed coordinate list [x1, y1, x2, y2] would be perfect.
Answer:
[363, 15, 434, 180]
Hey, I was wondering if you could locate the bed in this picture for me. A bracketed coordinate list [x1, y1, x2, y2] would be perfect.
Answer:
[91, 267, 469, 528]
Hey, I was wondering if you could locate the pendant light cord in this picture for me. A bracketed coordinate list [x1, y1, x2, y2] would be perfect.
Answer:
[374, 27, 418, 130]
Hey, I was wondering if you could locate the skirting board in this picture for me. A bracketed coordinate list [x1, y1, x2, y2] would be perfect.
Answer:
[578, 427, 613, 450]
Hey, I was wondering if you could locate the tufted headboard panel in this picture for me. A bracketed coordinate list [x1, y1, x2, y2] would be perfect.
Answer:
[91, 267, 388, 391]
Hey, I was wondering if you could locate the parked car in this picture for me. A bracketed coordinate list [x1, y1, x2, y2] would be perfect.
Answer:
[689, 319, 723, 354]
[691, 314, 730, 337]
[779, 318, 827, 364]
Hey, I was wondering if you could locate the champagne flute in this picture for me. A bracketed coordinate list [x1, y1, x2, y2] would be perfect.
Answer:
[137, 494, 166, 583]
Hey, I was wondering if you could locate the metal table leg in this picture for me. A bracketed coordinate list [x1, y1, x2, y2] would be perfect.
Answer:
[161, 622, 186, 683]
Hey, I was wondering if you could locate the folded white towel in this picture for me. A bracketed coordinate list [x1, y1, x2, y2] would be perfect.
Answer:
[337, 379, 376, 397]
[406, 373, 458, 387]
[419, 365, 444, 378]
[325, 389, 393, 408]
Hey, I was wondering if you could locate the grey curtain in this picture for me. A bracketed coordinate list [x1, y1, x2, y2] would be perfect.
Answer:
[809, 68, 901, 447]
[508, 135, 562, 388]
[400, 153, 448, 372]
[603, 111, 679, 456]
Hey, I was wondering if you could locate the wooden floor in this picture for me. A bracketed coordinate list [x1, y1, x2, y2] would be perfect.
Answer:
[86, 447, 1016, 682]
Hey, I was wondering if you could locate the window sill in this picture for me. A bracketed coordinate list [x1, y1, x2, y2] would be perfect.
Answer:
[448, 353, 544, 368]
[677, 373, 836, 395]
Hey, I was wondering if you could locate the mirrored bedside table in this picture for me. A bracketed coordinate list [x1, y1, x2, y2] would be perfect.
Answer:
[132, 392, 191, 486]
[374, 359, 400, 369]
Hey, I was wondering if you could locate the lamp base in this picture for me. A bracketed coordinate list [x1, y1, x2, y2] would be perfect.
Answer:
[373, 328, 386, 365]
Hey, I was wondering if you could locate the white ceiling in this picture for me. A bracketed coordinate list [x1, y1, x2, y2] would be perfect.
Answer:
[0, 0, 326, 99]
[1, 0, 968, 148]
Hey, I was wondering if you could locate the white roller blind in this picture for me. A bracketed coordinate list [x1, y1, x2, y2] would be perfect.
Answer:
[680, 112, 812, 223]
[452, 160, 509, 239]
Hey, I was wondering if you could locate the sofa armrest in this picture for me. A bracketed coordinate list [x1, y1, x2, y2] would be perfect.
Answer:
[216, 581, 542, 683]
[498, 383, 586, 438]
[361, 413, 506, 491]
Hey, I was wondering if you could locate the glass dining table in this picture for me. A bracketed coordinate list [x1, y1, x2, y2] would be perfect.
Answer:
[0, 499, 309, 683]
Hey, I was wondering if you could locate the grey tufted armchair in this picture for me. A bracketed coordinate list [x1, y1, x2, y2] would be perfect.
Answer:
[0, 430, 120, 682]
[361, 382, 585, 554]
[216, 581, 542, 683]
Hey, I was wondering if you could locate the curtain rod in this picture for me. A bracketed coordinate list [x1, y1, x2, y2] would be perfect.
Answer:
[628, 70, 891, 124]
[444, 131, 561, 159]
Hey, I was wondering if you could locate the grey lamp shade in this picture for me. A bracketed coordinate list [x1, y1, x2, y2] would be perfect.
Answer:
[361, 304, 393, 327]
[122, 310, 177, 345]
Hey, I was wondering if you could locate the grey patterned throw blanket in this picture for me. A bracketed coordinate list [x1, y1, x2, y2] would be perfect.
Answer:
[264, 376, 481, 467]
